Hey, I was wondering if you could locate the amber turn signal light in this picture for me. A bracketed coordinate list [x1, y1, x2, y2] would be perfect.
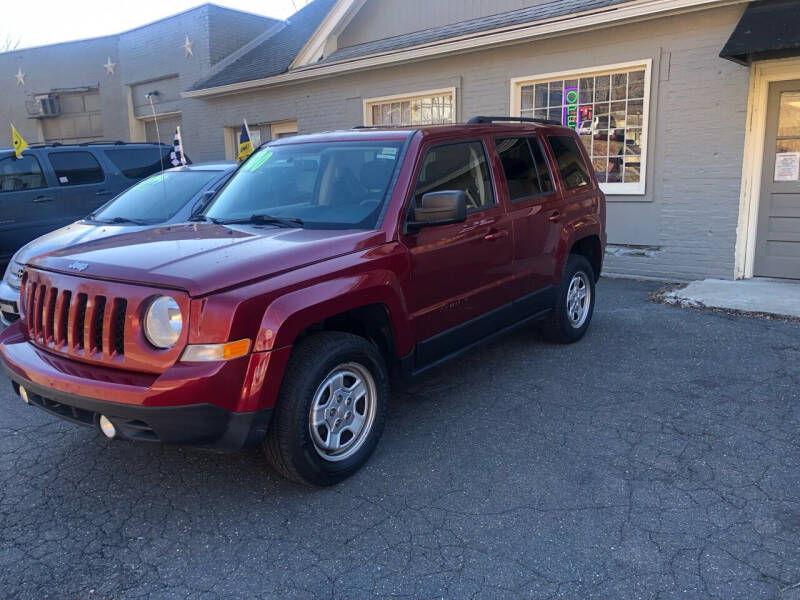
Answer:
[181, 339, 251, 362]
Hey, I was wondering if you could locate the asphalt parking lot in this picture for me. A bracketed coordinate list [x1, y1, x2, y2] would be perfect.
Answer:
[1, 277, 799, 600]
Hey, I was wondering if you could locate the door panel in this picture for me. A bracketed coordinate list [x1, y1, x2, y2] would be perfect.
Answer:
[494, 136, 562, 296]
[400, 139, 514, 354]
[404, 208, 514, 349]
[45, 150, 108, 222]
[755, 81, 800, 279]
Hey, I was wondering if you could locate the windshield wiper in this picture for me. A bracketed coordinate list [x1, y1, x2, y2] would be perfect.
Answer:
[218, 214, 303, 228]
[188, 215, 220, 223]
[89, 216, 151, 225]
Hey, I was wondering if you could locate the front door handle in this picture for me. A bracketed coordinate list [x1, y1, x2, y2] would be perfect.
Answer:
[33, 195, 54, 203]
[95, 190, 112, 197]
[484, 229, 509, 241]
[548, 211, 563, 223]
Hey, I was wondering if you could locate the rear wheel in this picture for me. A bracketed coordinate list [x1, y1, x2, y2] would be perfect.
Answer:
[263, 332, 389, 486]
[541, 254, 596, 344]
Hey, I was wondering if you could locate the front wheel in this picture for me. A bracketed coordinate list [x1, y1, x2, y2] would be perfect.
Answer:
[541, 255, 596, 344]
[263, 332, 389, 486]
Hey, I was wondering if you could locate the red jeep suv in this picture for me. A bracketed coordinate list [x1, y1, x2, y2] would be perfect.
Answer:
[0, 117, 605, 486]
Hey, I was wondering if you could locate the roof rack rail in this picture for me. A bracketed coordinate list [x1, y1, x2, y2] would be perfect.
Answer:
[24, 140, 171, 150]
[467, 116, 561, 126]
[77, 140, 128, 146]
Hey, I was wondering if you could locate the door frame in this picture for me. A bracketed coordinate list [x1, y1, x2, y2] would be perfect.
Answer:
[735, 57, 800, 279]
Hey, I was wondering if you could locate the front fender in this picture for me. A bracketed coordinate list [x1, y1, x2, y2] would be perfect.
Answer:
[254, 270, 412, 356]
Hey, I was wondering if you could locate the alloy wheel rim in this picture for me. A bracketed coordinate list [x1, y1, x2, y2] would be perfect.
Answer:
[566, 271, 591, 328]
[309, 362, 377, 462]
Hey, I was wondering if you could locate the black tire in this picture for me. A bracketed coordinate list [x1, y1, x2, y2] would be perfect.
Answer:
[263, 331, 389, 486]
[541, 254, 596, 344]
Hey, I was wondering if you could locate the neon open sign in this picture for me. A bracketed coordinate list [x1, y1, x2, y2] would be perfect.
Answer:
[563, 86, 579, 130]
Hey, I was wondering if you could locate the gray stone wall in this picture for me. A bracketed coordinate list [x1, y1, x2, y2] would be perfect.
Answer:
[182, 4, 749, 280]
[0, 36, 125, 144]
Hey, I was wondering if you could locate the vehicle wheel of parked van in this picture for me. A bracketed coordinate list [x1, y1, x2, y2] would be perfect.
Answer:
[263, 332, 389, 486]
[541, 254, 596, 344]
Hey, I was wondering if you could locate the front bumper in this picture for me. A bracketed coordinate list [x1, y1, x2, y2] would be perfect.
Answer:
[0, 323, 292, 451]
[6, 368, 271, 450]
[0, 278, 20, 326]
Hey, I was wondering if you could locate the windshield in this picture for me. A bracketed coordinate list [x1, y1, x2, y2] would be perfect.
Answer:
[204, 141, 403, 229]
[91, 170, 221, 224]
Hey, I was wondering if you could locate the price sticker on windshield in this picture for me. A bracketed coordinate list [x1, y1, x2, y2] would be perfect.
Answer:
[377, 147, 398, 160]
[245, 150, 274, 172]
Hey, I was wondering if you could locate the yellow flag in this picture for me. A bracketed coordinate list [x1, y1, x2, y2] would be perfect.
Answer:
[11, 124, 28, 158]
[236, 121, 253, 162]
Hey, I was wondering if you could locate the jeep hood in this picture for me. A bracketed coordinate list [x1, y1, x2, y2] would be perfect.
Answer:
[28, 223, 386, 296]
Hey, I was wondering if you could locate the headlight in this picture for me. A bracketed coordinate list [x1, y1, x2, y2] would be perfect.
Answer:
[3, 260, 24, 290]
[143, 296, 183, 349]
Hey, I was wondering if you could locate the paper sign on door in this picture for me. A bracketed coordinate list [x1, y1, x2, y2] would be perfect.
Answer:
[774, 152, 800, 181]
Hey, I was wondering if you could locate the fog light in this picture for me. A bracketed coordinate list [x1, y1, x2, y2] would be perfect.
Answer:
[19, 386, 30, 405]
[99, 415, 117, 439]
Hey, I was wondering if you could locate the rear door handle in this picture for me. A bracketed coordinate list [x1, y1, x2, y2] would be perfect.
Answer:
[32, 195, 54, 203]
[548, 211, 563, 223]
[484, 229, 509, 241]
[95, 190, 112, 197]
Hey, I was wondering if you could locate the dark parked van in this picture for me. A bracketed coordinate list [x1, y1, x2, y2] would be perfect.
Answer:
[0, 142, 179, 266]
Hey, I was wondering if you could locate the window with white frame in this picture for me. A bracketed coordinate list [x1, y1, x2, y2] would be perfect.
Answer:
[514, 61, 650, 194]
[365, 89, 455, 127]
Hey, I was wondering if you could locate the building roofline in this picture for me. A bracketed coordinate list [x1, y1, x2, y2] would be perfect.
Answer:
[184, 0, 746, 98]
[1, 3, 280, 56]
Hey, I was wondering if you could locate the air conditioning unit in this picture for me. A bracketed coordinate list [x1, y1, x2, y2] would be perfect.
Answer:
[25, 94, 61, 118]
[37, 94, 61, 116]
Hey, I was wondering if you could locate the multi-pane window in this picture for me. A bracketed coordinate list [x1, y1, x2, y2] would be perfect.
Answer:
[518, 64, 648, 191]
[367, 91, 455, 126]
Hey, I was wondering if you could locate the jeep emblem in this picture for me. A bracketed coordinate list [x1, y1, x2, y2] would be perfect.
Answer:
[67, 261, 89, 272]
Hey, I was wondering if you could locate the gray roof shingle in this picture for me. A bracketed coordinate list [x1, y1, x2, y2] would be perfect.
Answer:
[324, 0, 632, 63]
[190, 0, 337, 91]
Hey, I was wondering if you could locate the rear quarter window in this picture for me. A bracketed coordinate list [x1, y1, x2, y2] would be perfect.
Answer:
[548, 136, 592, 190]
[48, 151, 104, 186]
[104, 147, 173, 179]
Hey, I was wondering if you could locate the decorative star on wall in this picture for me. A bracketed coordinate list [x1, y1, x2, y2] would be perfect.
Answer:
[15, 68, 25, 86]
[103, 57, 116, 76]
[183, 36, 194, 58]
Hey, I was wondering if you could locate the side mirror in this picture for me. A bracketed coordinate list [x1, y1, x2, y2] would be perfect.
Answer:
[406, 191, 467, 233]
[191, 189, 217, 216]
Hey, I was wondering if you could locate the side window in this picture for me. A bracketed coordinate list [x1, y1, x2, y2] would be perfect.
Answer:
[414, 141, 494, 212]
[528, 137, 554, 194]
[548, 136, 591, 190]
[49, 151, 104, 186]
[104, 147, 173, 179]
[0, 155, 46, 192]
[495, 137, 551, 201]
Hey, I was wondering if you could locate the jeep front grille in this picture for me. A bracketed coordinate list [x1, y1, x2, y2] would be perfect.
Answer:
[26, 283, 126, 357]
[21, 268, 189, 374]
